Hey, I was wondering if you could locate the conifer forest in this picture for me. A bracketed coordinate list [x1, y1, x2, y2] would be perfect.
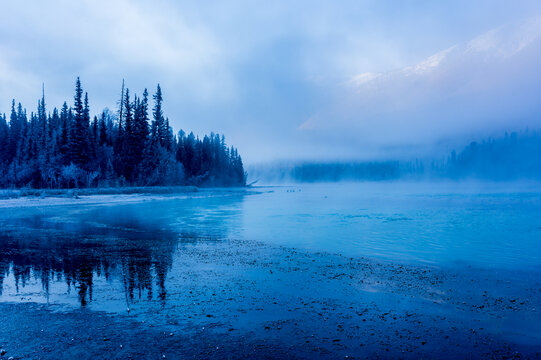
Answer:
[0, 78, 246, 188]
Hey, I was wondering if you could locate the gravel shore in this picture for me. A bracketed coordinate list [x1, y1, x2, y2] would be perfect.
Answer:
[1, 237, 540, 359]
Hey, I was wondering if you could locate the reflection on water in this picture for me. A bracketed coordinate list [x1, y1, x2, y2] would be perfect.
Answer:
[0, 221, 174, 306]
[0, 192, 245, 307]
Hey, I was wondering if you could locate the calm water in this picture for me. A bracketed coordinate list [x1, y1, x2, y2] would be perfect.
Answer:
[242, 182, 541, 270]
[1, 181, 540, 310]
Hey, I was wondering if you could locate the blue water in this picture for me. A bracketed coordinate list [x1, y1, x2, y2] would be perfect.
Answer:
[241, 182, 541, 270]
[0, 181, 540, 311]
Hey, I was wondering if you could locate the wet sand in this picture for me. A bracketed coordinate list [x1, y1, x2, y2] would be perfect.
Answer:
[1, 237, 540, 359]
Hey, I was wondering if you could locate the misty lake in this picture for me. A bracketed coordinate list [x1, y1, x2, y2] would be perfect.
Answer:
[1, 182, 540, 358]
[243, 182, 541, 270]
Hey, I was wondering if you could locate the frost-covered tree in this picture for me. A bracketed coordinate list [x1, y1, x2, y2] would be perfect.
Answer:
[0, 78, 246, 188]
[70, 78, 90, 168]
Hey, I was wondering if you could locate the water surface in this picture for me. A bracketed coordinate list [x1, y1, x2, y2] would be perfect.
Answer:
[241, 182, 541, 269]
[1, 181, 540, 311]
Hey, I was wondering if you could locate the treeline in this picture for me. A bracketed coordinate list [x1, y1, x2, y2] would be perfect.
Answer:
[445, 130, 541, 180]
[249, 130, 541, 183]
[292, 161, 403, 182]
[248, 160, 420, 183]
[0, 78, 246, 188]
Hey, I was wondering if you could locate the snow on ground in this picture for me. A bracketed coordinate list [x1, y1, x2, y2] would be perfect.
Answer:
[0, 193, 186, 208]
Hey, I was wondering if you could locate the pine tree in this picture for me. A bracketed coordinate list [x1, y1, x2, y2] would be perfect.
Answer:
[122, 88, 136, 182]
[98, 111, 108, 146]
[153, 84, 167, 147]
[132, 89, 149, 179]
[8, 101, 21, 162]
[0, 114, 8, 164]
[59, 102, 70, 164]
[37, 85, 47, 153]
[70, 78, 89, 168]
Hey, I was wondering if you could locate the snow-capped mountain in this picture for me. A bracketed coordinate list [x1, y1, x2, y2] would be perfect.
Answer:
[349, 16, 541, 95]
[298, 16, 541, 158]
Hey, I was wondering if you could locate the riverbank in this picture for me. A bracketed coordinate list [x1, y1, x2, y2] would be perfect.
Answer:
[0, 186, 256, 209]
[1, 237, 540, 359]
[1, 184, 540, 358]
[0, 186, 200, 199]
[0, 302, 297, 360]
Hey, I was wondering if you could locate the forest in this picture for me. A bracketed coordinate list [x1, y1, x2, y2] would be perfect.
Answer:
[249, 130, 541, 182]
[0, 78, 246, 188]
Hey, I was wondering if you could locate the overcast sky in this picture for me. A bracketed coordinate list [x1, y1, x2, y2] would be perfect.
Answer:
[1, 0, 541, 163]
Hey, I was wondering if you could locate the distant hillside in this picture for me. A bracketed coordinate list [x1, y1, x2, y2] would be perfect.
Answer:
[248, 130, 541, 183]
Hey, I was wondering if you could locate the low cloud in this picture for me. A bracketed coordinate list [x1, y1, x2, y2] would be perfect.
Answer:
[300, 16, 541, 159]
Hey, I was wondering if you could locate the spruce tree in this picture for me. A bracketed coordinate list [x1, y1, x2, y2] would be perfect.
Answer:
[153, 84, 167, 147]
[70, 78, 89, 168]
[59, 102, 70, 164]
[8, 101, 21, 162]
[0, 114, 8, 164]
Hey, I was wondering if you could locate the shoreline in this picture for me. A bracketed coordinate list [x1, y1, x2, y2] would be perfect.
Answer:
[0, 185, 540, 358]
[1, 237, 540, 359]
[0, 186, 200, 199]
[0, 186, 256, 208]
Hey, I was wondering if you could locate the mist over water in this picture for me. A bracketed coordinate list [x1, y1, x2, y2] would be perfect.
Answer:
[247, 129, 541, 183]
[241, 182, 541, 269]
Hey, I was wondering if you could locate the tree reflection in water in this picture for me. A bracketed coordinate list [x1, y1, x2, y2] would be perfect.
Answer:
[0, 195, 243, 307]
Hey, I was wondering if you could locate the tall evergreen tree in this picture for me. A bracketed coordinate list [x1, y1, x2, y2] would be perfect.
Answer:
[59, 102, 70, 164]
[0, 114, 8, 164]
[98, 111, 108, 146]
[122, 88, 136, 181]
[152, 84, 167, 147]
[70, 78, 89, 168]
[8, 101, 21, 162]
